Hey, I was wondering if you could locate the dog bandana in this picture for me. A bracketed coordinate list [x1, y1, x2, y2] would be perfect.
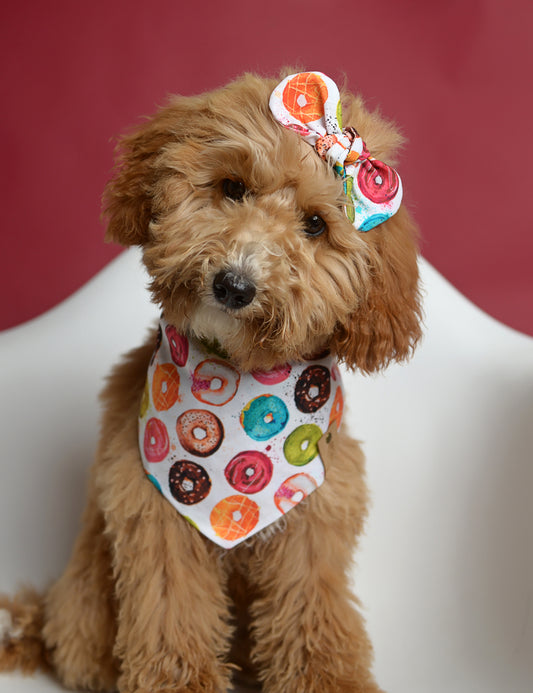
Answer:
[269, 71, 402, 232]
[138, 319, 345, 549]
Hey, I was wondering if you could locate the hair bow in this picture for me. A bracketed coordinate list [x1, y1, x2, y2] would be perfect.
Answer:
[269, 71, 402, 232]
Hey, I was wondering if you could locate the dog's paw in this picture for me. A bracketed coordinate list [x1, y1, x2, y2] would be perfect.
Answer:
[118, 662, 231, 693]
[261, 674, 385, 693]
[0, 608, 23, 644]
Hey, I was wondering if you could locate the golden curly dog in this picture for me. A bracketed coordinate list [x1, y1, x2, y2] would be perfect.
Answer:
[0, 70, 421, 693]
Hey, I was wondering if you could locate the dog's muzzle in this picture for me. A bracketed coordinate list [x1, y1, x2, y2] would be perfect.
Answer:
[212, 270, 256, 310]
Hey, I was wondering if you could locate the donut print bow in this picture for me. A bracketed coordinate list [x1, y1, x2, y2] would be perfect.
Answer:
[269, 71, 403, 232]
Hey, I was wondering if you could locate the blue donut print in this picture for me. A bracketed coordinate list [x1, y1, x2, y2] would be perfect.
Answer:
[240, 394, 289, 441]
[146, 473, 162, 493]
[358, 213, 390, 233]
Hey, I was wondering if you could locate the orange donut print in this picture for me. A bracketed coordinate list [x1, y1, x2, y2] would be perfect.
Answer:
[210, 495, 260, 542]
[152, 363, 181, 411]
[282, 73, 329, 124]
[329, 386, 344, 430]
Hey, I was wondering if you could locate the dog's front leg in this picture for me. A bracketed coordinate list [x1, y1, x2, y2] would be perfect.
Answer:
[248, 521, 383, 693]
[246, 436, 384, 693]
[43, 475, 119, 691]
[98, 450, 233, 693]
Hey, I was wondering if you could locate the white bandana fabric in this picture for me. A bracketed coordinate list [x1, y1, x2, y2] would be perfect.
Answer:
[269, 71, 403, 232]
[138, 319, 345, 549]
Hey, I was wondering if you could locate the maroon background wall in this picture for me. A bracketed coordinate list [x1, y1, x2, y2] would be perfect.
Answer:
[2, 0, 532, 335]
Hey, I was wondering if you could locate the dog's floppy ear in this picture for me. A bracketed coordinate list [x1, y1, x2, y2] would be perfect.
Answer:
[102, 94, 208, 247]
[328, 92, 422, 372]
[331, 206, 422, 373]
[102, 111, 175, 247]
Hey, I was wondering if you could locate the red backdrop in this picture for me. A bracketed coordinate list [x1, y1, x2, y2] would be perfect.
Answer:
[2, 0, 532, 335]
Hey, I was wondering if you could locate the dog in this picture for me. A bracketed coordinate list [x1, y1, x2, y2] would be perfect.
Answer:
[0, 70, 421, 693]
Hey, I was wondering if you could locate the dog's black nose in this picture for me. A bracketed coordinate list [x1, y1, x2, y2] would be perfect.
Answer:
[212, 270, 256, 310]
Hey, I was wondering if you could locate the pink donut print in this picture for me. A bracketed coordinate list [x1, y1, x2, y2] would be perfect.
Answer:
[357, 158, 400, 204]
[143, 417, 169, 463]
[224, 451, 273, 494]
[274, 473, 318, 514]
[165, 325, 189, 366]
[251, 363, 292, 385]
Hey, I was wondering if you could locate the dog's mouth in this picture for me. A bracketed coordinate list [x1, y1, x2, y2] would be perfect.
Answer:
[185, 266, 259, 347]
[159, 239, 342, 369]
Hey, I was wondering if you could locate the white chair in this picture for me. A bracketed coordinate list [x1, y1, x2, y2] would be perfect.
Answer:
[1, 249, 532, 693]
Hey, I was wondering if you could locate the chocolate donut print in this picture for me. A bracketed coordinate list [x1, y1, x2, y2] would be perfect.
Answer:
[168, 460, 211, 505]
[176, 409, 224, 457]
[294, 365, 331, 413]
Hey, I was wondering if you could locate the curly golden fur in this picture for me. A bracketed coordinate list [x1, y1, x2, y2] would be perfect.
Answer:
[0, 71, 421, 692]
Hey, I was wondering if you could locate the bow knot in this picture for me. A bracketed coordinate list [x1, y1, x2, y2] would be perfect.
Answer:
[269, 72, 402, 232]
[315, 127, 368, 169]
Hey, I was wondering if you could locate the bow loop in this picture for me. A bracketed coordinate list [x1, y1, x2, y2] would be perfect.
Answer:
[269, 71, 402, 232]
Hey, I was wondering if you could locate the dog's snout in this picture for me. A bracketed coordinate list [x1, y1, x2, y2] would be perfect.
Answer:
[212, 270, 256, 310]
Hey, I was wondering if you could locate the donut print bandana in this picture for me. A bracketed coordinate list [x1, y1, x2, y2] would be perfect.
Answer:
[138, 319, 345, 549]
[269, 71, 403, 232]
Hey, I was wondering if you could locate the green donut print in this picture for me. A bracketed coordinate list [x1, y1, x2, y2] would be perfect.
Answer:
[283, 424, 323, 466]
[336, 99, 343, 128]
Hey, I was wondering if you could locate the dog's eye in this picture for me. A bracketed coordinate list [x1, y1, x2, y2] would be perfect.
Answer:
[222, 178, 246, 201]
[303, 214, 327, 237]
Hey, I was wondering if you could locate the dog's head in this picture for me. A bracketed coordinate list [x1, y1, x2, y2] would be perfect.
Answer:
[103, 71, 422, 372]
